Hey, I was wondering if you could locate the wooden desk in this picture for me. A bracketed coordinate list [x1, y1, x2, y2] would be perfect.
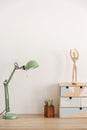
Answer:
[0, 114, 87, 130]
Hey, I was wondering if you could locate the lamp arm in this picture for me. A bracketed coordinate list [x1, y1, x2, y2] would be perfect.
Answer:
[7, 67, 16, 84]
[4, 83, 10, 113]
[3, 64, 18, 113]
[7, 63, 19, 84]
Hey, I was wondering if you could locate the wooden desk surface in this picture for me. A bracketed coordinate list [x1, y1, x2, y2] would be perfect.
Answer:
[0, 114, 87, 130]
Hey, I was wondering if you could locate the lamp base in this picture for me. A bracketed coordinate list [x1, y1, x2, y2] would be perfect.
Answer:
[3, 113, 18, 120]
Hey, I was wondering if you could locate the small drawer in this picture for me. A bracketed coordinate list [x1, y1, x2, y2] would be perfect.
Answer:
[60, 86, 85, 96]
[60, 108, 87, 118]
[60, 97, 80, 107]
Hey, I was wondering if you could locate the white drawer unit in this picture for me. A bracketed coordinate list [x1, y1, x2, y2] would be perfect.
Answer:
[58, 83, 87, 118]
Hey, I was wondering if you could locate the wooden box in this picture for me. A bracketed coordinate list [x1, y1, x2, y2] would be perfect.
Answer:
[58, 82, 87, 118]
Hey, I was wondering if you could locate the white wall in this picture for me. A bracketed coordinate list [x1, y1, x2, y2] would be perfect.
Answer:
[0, 0, 87, 114]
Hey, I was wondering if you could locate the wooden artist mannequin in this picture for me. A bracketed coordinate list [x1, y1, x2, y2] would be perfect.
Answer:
[70, 48, 79, 84]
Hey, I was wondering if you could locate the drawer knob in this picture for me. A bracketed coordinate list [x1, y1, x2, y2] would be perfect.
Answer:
[79, 107, 82, 110]
[66, 86, 69, 89]
[80, 86, 83, 89]
[69, 97, 72, 99]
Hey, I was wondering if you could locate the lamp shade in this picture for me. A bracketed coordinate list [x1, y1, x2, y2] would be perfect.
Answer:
[24, 60, 39, 70]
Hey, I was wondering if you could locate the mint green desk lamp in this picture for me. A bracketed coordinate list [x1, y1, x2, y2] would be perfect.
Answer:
[3, 60, 39, 119]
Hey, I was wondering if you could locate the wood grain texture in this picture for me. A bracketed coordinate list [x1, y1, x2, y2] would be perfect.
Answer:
[0, 114, 87, 130]
[58, 82, 87, 87]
